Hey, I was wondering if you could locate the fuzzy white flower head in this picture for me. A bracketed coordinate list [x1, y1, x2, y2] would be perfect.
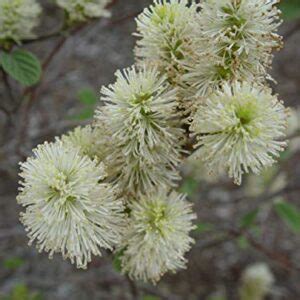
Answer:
[0, 0, 41, 44]
[135, 0, 198, 84]
[61, 125, 110, 163]
[95, 65, 184, 197]
[56, 0, 111, 23]
[17, 141, 126, 269]
[239, 263, 274, 300]
[120, 189, 196, 283]
[190, 81, 287, 185]
[186, 0, 282, 96]
[199, 0, 282, 54]
[184, 51, 262, 97]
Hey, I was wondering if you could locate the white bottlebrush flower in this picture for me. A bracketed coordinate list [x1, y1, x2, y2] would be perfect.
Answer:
[0, 0, 41, 44]
[184, 51, 263, 97]
[17, 141, 126, 269]
[61, 125, 110, 163]
[56, 0, 111, 23]
[239, 263, 274, 300]
[190, 81, 287, 185]
[120, 189, 196, 283]
[186, 0, 282, 96]
[134, 0, 198, 84]
[95, 65, 184, 197]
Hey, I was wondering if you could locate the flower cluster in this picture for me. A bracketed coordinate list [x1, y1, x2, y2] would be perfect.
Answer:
[190, 82, 287, 184]
[120, 189, 196, 283]
[17, 141, 126, 269]
[135, 0, 198, 85]
[95, 66, 184, 196]
[186, 0, 283, 96]
[17, 0, 288, 284]
[60, 125, 111, 163]
[0, 0, 41, 44]
[56, 0, 111, 24]
[0, 0, 112, 45]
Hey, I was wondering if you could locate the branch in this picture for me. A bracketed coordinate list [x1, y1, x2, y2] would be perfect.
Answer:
[15, 22, 91, 156]
[106, 0, 118, 9]
[2, 69, 16, 104]
[106, 11, 141, 27]
[0, 70, 15, 123]
[228, 228, 298, 273]
[227, 184, 300, 207]
[22, 30, 63, 45]
[126, 275, 140, 300]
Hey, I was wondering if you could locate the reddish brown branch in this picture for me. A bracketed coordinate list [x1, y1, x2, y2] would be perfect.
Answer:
[15, 22, 91, 156]
[228, 228, 298, 273]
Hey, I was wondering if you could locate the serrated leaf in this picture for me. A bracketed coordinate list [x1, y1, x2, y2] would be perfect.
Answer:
[0, 50, 41, 86]
[280, 0, 300, 20]
[240, 209, 259, 229]
[77, 88, 97, 105]
[274, 201, 300, 233]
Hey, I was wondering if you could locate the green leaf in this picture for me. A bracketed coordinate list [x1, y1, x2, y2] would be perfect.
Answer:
[4, 257, 25, 270]
[11, 284, 29, 300]
[274, 201, 300, 233]
[237, 236, 249, 249]
[280, 0, 300, 20]
[69, 107, 94, 121]
[279, 149, 292, 161]
[0, 50, 41, 86]
[112, 256, 122, 273]
[77, 88, 97, 105]
[180, 177, 198, 197]
[240, 209, 259, 229]
[112, 250, 124, 273]
[195, 223, 214, 233]
[8, 284, 43, 300]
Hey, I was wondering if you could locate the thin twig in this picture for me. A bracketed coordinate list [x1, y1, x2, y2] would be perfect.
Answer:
[15, 35, 68, 155]
[228, 184, 300, 206]
[2, 69, 16, 105]
[228, 228, 298, 273]
[15, 23, 90, 155]
[106, 11, 141, 27]
[0, 104, 11, 120]
[126, 275, 140, 300]
[106, 0, 118, 9]
[22, 30, 63, 45]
